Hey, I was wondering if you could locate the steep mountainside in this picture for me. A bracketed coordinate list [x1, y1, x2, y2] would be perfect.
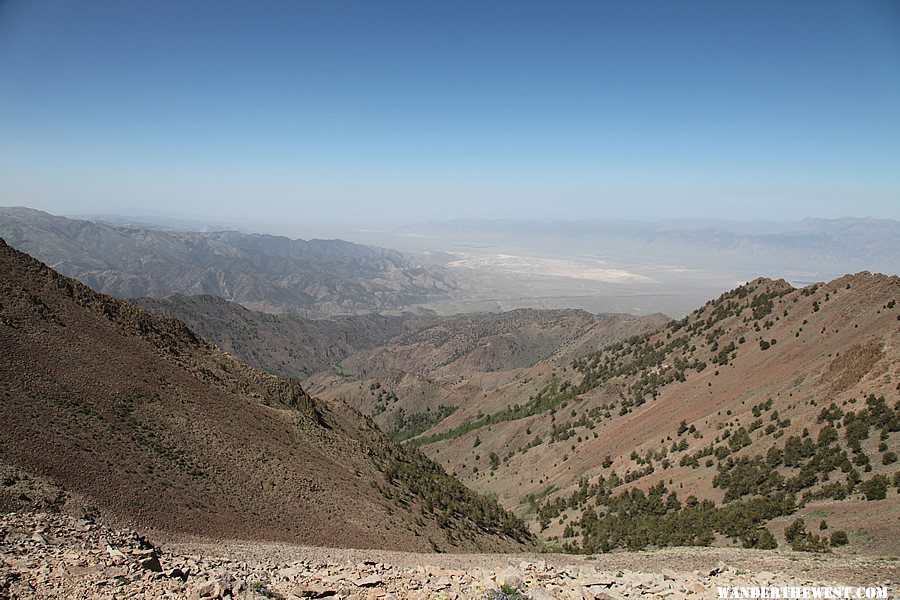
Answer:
[0, 207, 457, 316]
[129, 295, 666, 439]
[133, 294, 425, 379]
[407, 273, 899, 552]
[340, 309, 668, 377]
[302, 310, 668, 438]
[0, 239, 532, 552]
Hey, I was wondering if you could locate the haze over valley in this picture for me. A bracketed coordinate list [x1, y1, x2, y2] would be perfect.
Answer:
[344, 216, 900, 316]
[5, 207, 897, 319]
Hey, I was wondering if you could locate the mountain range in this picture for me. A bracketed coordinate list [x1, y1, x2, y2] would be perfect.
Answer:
[0, 238, 532, 552]
[0, 207, 457, 316]
[1, 208, 898, 556]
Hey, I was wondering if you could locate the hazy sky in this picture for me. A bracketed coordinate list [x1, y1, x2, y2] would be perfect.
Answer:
[1, 0, 899, 229]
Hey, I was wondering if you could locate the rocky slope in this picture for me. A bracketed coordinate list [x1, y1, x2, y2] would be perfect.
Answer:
[0, 207, 458, 316]
[1, 512, 896, 599]
[0, 238, 532, 553]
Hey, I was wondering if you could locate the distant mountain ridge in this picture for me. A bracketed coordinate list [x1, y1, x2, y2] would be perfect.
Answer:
[0, 207, 458, 316]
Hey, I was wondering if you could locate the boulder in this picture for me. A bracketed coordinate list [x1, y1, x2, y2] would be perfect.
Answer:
[191, 578, 232, 599]
[138, 555, 162, 573]
[497, 566, 523, 588]
[354, 574, 384, 587]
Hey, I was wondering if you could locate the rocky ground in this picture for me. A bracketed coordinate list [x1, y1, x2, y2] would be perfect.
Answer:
[1, 512, 897, 599]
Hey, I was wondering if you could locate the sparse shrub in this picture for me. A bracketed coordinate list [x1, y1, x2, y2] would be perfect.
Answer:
[742, 527, 778, 550]
[830, 530, 849, 547]
[784, 518, 807, 544]
[249, 582, 285, 599]
[483, 583, 528, 599]
[786, 521, 830, 553]
[861, 475, 889, 500]
[489, 452, 500, 471]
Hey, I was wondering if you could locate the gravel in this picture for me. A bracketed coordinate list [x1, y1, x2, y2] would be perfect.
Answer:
[2, 512, 896, 599]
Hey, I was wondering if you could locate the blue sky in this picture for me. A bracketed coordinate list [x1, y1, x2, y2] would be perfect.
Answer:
[1, 0, 898, 229]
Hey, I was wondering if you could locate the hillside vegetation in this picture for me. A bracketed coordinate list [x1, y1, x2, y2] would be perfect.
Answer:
[304, 309, 667, 439]
[414, 274, 898, 553]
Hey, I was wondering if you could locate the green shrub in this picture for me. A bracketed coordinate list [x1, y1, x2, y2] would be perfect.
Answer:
[791, 532, 830, 553]
[742, 527, 778, 549]
[249, 583, 285, 600]
[483, 584, 529, 599]
[861, 475, 889, 500]
[830, 530, 849, 547]
[784, 518, 807, 543]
